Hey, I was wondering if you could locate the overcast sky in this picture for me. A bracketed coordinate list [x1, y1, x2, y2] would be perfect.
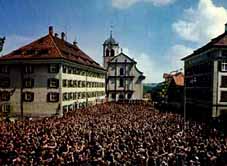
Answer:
[1, 0, 227, 83]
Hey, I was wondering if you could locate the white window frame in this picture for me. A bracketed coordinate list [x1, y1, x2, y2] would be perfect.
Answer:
[221, 60, 227, 71]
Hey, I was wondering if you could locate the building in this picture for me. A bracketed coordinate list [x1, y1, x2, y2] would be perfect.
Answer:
[163, 71, 184, 113]
[103, 32, 145, 101]
[0, 26, 106, 118]
[182, 23, 227, 120]
[151, 71, 184, 113]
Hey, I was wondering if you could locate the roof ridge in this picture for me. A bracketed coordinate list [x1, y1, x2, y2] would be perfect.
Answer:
[48, 34, 62, 58]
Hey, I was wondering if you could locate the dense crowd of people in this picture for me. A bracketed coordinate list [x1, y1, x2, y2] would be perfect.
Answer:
[0, 102, 227, 165]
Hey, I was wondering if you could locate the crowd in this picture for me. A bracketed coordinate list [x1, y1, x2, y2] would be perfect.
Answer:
[0, 102, 227, 165]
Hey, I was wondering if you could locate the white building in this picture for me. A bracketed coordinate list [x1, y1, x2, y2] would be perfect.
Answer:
[103, 33, 145, 101]
[0, 26, 105, 118]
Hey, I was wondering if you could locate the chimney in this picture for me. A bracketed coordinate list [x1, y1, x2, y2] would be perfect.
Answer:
[73, 39, 77, 46]
[49, 26, 53, 35]
[54, 33, 58, 37]
[61, 32, 65, 40]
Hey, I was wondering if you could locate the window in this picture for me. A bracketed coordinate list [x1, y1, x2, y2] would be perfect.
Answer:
[78, 81, 81, 88]
[63, 93, 68, 101]
[24, 65, 34, 73]
[73, 92, 77, 100]
[221, 61, 227, 71]
[47, 92, 59, 102]
[111, 49, 115, 56]
[78, 92, 81, 99]
[68, 80, 73, 87]
[119, 78, 124, 87]
[63, 65, 67, 73]
[0, 65, 9, 73]
[127, 93, 132, 100]
[48, 78, 59, 88]
[222, 50, 227, 57]
[68, 67, 72, 74]
[68, 93, 73, 100]
[221, 76, 227, 88]
[23, 78, 34, 88]
[73, 80, 78, 87]
[1, 91, 10, 101]
[2, 103, 10, 113]
[49, 64, 59, 73]
[0, 77, 10, 88]
[120, 68, 124, 75]
[63, 80, 67, 87]
[106, 49, 109, 56]
[23, 92, 34, 102]
[221, 91, 227, 102]
[111, 93, 116, 100]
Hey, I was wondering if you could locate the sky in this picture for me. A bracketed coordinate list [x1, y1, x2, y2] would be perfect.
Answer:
[1, 0, 227, 83]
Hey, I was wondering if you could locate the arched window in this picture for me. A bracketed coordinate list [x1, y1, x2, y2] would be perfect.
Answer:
[111, 49, 115, 56]
[106, 49, 109, 57]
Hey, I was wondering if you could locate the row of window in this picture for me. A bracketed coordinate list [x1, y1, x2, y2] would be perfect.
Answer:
[63, 80, 104, 88]
[63, 91, 105, 101]
[185, 75, 212, 88]
[0, 92, 59, 102]
[62, 65, 105, 78]
[186, 88, 212, 101]
[0, 64, 59, 74]
[0, 77, 59, 89]
[185, 61, 212, 76]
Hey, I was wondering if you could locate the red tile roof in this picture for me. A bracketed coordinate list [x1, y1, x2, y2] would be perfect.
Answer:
[182, 32, 227, 60]
[172, 73, 184, 86]
[0, 33, 104, 70]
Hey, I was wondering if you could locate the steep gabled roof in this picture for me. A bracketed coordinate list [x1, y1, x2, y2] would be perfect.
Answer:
[0, 33, 104, 70]
[182, 32, 227, 61]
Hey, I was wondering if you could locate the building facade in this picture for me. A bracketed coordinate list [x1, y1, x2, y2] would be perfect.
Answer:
[103, 33, 145, 101]
[0, 26, 105, 118]
[182, 23, 227, 120]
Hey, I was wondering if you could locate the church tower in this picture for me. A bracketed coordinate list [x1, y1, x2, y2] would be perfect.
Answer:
[103, 31, 119, 69]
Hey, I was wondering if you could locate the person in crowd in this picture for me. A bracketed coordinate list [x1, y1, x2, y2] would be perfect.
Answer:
[0, 101, 226, 165]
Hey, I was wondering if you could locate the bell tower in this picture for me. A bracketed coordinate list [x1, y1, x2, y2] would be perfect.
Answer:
[103, 31, 119, 69]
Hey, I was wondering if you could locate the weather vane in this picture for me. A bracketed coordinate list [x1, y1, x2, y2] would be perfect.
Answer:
[0, 37, 6, 53]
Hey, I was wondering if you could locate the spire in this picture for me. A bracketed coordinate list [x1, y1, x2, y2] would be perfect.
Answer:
[110, 30, 113, 38]
[110, 25, 114, 38]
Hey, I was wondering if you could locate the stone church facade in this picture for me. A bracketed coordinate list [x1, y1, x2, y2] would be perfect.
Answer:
[103, 33, 145, 101]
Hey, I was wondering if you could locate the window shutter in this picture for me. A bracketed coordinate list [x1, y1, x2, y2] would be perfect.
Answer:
[48, 79, 51, 88]
[47, 93, 50, 102]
